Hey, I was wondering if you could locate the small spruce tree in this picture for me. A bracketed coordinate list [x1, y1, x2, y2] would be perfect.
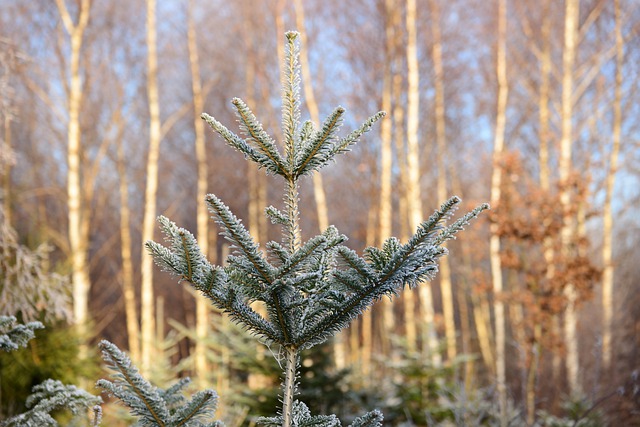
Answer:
[146, 31, 487, 427]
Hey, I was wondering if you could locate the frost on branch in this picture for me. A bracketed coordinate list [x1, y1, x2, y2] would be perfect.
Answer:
[96, 340, 222, 427]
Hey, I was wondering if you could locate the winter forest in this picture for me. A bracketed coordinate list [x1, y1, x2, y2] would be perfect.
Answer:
[1, 0, 639, 425]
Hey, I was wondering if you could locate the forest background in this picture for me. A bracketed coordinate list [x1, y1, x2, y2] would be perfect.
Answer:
[0, 0, 639, 425]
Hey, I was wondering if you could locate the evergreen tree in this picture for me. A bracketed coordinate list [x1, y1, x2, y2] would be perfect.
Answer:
[146, 31, 488, 426]
[0, 316, 43, 352]
[0, 318, 102, 427]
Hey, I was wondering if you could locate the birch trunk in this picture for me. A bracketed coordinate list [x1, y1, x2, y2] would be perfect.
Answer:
[602, 0, 623, 371]
[187, 3, 210, 388]
[490, 0, 509, 423]
[430, 0, 456, 362]
[293, 0, 346, 370]
[292, 0, 329, 233]
[560, 0, 581, 396]
[405, 0, 438, 362]
[141, 0, 161, 375]
[55, 0, 92, 339]
[379, 0, 396, 359]
[450, 171, 483, 388]
[391, 39, 416, 354]
[117, 123, 140, 364]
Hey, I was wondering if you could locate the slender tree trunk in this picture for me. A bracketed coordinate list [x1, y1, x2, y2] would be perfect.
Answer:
[560, 0, 581, 397]
[361, 204, 378, 383]
[187, 2, 210, 388]
[430, 0, 456, 362]
[292, 0, 329, 233]
[282, 347, 298, 427]
[293, 0, 346, 370]
[117, 122, 140, 364]
[242, 2, 271, 391]
[406, 0, 438, 362]
[55, 0, 92, 341]
[379, 0, 396, 361]
[390, 18, 416, 353]
[450, 171, 477, 388]
[141, 0, 161, 375]
[526, 324, 542, 425]
[490, 0, 509, 424]
[538, 2, 552, 194]
[602, 0, 623, 371]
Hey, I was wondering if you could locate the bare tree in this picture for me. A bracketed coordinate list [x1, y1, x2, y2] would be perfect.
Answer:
[141, 0, 161, 375]
[292, 0, 330, 233]
[187, 0, 211, 387]
[430, 0, 456, 362]
[602, 0, 623, 371]
[405, 0, 439, 363]
[116, 111, 140, 364]
[54, 0, 92, 345]
[489, 0, 509, 423]
[559, 0, 581, 397]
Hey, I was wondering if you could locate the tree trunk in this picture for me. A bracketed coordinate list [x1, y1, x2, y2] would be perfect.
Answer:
[379, 0, 396, 360]
[560, 0, 581, 397]
[602, 0, 623, 371]
[450, 170, 478, 388]
[141, 0, 161, 375]
[293, 0, 345, 370]
[430, 0, 456, 362]
[117, 121, 140, 364]
[187, 2, 210, 388]
[55, 0, 92, 342]
[490, 0, 509, 424]
[405, 0, 438, 362]
[292, 0, 329, 233]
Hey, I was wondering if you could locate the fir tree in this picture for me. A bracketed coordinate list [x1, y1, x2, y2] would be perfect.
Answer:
[0, 315, 43, 352]
[0, 319, 102, 427]
[96, 340, 222, 427]
[146, 31, 488, 427]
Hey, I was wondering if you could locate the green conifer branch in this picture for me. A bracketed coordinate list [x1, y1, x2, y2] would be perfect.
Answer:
[97, 340, 221, 426]
[232, 97, 287, 175]
[97, 340, 171, 425]
[348, 409, 384, 427]
[0, 315, 44, 352]
[295, 106, 345, 176]
[202, 112, 283, 175]
[0, 379, 102, 427]
[206, 194, 274, 284]
[322, 111, 386, 166]
[282, 31, 301, 170]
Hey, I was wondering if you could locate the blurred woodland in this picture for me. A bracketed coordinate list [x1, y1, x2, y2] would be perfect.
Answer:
[1, 0, 639, 425]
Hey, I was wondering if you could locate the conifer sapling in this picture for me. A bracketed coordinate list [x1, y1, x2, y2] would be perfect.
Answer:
[146, 31, 488, 426]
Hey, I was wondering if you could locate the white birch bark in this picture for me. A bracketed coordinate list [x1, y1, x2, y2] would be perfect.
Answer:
[430, 0, 456, 362]
[560, 0, 581, 397]
[117, 123, 140, 364]
[293, 0, 345, 370]
[405, 0, 438, 362]
[293, 0, 329, 233]
[141, 0, 161, 375]
[379, 0, 396, 358]
[602, 0, 623, 371]
[490, 0, 509, 424]
[187, 2, 210, 388]
[55, 0, 92, 338]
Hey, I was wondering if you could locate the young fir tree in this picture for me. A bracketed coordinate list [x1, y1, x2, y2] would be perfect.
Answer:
[146, 31, 487, 427]
[0, 317, 102, 427]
